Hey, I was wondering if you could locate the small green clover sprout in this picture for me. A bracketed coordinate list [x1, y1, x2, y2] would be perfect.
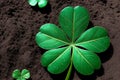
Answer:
[35, 6, 110, 80]
[12, 69, 30, 80]
[28, 0, 48, 8]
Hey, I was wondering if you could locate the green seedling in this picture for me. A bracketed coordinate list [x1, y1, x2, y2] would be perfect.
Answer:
[12, 69, 30, 80]
[35, 6, 110, 80]
[28, 0, 48, 8]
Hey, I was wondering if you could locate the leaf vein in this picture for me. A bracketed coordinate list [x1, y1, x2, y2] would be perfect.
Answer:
[41, 32, 69, 44]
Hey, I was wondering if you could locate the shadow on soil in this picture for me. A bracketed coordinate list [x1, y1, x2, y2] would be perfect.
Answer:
[98, 43, 113, 63]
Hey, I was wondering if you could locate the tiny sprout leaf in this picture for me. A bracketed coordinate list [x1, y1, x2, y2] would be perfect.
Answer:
[28, 0, 37, 6]
[35, 6, 110, 79]
[21, 69, 30, 79]
[38, 0, 48, 8]
[28, 0, 48, 8]
[12, 69, 21, 79]
[12, 69, 30, 80]
[17, 78, 26, 80]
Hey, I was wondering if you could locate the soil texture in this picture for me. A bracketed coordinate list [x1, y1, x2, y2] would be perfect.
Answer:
[0, 0, 120, 80]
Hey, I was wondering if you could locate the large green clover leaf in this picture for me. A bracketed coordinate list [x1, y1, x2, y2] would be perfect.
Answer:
[35, 6, 110, 79]
[59, 6, 90, 41]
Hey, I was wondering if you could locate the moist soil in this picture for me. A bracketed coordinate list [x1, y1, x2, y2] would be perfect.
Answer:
[0, 0, 120, 80]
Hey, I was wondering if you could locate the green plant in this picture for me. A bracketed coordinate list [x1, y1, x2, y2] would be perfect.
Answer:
[35, 6, 110, 80]
[12, 69, 30, 80]
[28, 0, 48, 8]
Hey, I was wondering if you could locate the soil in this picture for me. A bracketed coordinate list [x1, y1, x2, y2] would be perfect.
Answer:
[0, 0, 120, 80]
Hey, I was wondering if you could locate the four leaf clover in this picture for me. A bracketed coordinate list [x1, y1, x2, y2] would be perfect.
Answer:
[12, 69, 30, 80]
[28, 0, 48, 8]
[35, 6, 110, 77]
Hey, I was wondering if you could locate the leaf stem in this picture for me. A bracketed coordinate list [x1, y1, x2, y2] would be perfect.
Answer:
[65, 60, 73, 80]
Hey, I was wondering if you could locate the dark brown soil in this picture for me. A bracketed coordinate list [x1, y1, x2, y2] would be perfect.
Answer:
[0, 0, 120, 80]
